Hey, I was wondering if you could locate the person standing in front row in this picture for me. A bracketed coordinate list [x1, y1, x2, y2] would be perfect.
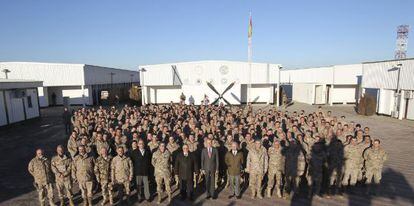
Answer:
[28, 148, 55, 206]
[175, 144, 198, 201]
[130, 140, 151, 202]
[225, 141, 244, 199]
[201, 139, 219, 199]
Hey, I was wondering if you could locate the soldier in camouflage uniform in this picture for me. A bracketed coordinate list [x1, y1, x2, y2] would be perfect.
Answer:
[342, 137, 363, 191]
[95, 132, 110, 156]
[266, 140, 285, 198]
[67, 132, 79, 158]
[51, 145, 74, 206]
[111, 147, 133, 204]
[364, 139, 387, 195]
[246, 140, 268, 199]
[94, 148, 113, 205]
[152, 143, 172, 204]
[72, 145, 95, 206]
[28, 149, 55, 206]
[148, 133, 160, 153]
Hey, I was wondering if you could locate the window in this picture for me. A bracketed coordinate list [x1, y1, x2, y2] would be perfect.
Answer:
[27, 96, 33, 108]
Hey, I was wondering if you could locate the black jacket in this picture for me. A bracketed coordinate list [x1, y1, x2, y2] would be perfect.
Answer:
[130, 148, 151, 176]
[62, 111, 72, 124]
[175, 152, 198, 180]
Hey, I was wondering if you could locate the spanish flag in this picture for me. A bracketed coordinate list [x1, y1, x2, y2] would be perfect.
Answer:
[248, 12, 252, 38]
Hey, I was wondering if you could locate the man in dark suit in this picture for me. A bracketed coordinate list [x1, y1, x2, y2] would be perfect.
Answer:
[62, 107, 72, 134]
[201, 139, 219, 199]
[130, 139, 151, 202]
[175, 144, 198, 201]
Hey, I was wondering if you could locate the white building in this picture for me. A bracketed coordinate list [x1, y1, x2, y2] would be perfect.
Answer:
[0, 62, 139, 107]
[280, 64, 362, 105]
[362, 58, 414, 120]
[139, 60, 281, 105]
[0, 79, 42, 126]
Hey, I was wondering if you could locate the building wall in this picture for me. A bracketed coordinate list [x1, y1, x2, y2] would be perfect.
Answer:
[292, 83, 315, 104]
[24, 88, 40, 119]
[140, 61, 280, 86]
[37, 87, 49, 107]
[249, 84, 272, 103]
[1, 62, 84, 86]
[0, 91, 7, 126]
[362, 59, 414, 90]
[331, 85, 358, 104]
[47, 86, 92, 106]
[84, 65, 139, 85]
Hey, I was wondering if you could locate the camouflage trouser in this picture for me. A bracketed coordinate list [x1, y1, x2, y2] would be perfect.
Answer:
[365, 167, 382, 184]
[78, 181, 93, 198]
[266, 171, 283, 191]
[100, 181, 113, 201]
[249, 173, 263, 196]
[156, 175, 171, 194]
[342, 168, 359, 186]
[357, 162, 364, 181]
[36, 183, 54, 204]
[114, 180, 131, 198]
[56, 180, 72, 199]
[329, 166, 343, 186]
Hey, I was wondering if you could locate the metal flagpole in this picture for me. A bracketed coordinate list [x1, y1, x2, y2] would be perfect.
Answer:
[248, 11, 252, 103]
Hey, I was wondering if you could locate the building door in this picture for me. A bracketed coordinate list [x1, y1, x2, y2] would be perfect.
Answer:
[315, 85, 324, 104]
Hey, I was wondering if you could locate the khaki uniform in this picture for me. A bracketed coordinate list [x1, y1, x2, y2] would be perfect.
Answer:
[28, 156, 55, 206]
[95, 140, 110, 155]
[114, 142, 128, 154]
[152, 150, 172, 203]
[167, 142, 179, 153]
[148, 141, 160, 152]
[186, 140, 199, 153]
[72, 153, 95, 201]
[111, 155, 133, 198]
[94, 155, 113, 204]
[246, 147, 268, 198]
[364, 148, 387, 184]
[51, 155, 73, 201]
[266, 146, 285, 197]
[67, 137, 78, 158]
[342, 144, 363, 186]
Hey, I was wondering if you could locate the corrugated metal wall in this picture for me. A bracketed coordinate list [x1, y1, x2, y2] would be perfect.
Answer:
[0, 91, 7, 126]
[84, 65, 139, 85]
[0, 62, 84, 86]
[362, 59, 414, 90]
[140, 61, 280, 86]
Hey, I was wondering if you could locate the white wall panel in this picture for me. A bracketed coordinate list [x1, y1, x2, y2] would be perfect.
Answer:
[0, 91, 7, 126]
[24, 89, 40, 119]
[406, 98, 414, 120]
[5, 91, 25, 124]
[1, 62, 84, 86]
[331, 85, 357, 103]
[38, 87, 49, 107]
[292, 83, 315, 104]
[249, 84, 271, 103]
[140, 61, 280, 87]
[333, 64, 363, 85]
[362, 59, 414, 90]
[281, 67, 333, 84]
[84, 65, 138, 85]
[377, 89, 395, 115]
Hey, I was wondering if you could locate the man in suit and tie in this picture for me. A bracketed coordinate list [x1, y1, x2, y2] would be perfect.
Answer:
[130, 139, 151, 202]
[201, 139, 219, 199]
[175, 144, 198, 201]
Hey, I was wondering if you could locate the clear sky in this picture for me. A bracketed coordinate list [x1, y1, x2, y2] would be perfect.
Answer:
[0, 0, 413, 70]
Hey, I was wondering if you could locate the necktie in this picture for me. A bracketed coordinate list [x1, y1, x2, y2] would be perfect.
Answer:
[233, 151, 236, 156]
[208, 148, 212, 158]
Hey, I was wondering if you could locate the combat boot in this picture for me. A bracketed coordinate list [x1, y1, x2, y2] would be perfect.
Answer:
[276, 189, 282, 198]
[109, 197, 114, 205]
[59, 198, 64, 206]
[257, 192, 263, 199]
[87, 198, 92, 206]
[101, 197, 108, 206]
[82, 198, 88, 206]
[167, 193, 172, 203]
[40, 200, 46, 206]
[68, 198, 75, 206]
[250, 189, 256, 199]
[266, 188, 272, 198]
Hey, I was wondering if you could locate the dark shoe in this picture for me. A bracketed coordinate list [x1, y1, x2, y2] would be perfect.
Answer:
[206, 195, 211, 199]
[212, 195, 217, 200]
[236, 195, 241, 199]
[228, 195, 235, 199]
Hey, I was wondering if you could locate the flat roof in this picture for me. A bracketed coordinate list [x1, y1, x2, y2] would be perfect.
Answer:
[0, 79, 43, 90]
[362, 58, 414, 64]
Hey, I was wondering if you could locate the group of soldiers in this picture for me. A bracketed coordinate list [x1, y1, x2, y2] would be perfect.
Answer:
[28, 103, 387, 206]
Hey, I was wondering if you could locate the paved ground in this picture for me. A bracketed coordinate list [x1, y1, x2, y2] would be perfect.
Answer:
[0, 103, 414, 206]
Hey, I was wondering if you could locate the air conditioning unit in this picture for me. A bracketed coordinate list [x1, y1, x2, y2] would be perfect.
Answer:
[404, 90, 413, 99]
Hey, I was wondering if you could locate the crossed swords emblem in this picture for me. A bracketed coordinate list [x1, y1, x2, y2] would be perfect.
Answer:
[206, 81, 236, 105]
